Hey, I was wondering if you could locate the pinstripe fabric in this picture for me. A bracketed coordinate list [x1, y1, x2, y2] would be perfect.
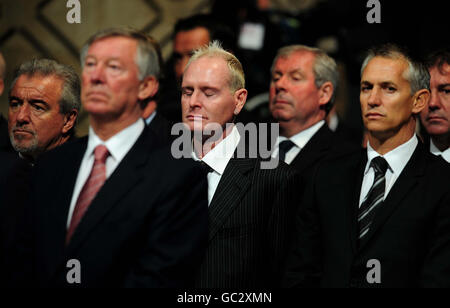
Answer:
[194, 157, 300, 288]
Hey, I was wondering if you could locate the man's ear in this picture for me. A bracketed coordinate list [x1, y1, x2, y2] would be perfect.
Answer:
[412, 89, 430, 114]
[233, 88, 248, 116]
[318, 81, 334, 106]
[138, 76, 159, 101]
[62, 109, 78, 134]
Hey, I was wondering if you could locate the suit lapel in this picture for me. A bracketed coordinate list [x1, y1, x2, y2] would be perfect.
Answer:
[207, 158, 255, 242]
[48, 138, 87, 253]
[66, 127, 156, 253]
[346, 150, 367, 254]
[290, 125, 333, 172]
[358, 143, 426, 251]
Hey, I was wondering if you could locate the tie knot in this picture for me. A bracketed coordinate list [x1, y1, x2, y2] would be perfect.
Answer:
[371, 156, 389, 175]
[279, 139, 296, 153]
[94, 145, 109, 163]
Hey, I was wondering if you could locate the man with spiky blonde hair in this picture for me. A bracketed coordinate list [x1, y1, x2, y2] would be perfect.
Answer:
[181, 41, 300, 288]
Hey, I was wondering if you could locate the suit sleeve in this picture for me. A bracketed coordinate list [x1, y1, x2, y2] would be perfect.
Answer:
[266, 167, 301, 287]
[282, 166, 323, 288]
[123, 160, 208, 288]
[420, 189, 450, 287]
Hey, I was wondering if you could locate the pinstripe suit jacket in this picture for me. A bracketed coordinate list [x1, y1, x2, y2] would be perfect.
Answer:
[194, 155, 300, 288]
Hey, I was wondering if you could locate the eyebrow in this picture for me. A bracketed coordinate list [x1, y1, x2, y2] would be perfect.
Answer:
[437, 84, 450, 90]
[9, 96, 48, 106]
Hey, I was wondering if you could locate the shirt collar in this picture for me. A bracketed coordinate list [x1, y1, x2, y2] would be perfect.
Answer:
[86, 118, 145, 162]
[191, 125, 241, 175]
[144, 111, 157, 126]
[430, 139, 450, 163]
[365, 134, 418, 175]
[278, 120, 325, 149]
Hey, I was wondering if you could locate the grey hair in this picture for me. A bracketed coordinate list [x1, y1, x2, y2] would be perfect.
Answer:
[271, 44, 339, 113]
[0, 52, 5, 80]
[10, 58, 81, 116]
[80, 27, 161, 81]
[185, 40, 245, 93]
[360, 44, 430, 94]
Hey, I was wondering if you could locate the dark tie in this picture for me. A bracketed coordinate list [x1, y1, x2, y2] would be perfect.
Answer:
[66, 145, 110, 244]
[278, 139, 296, 163]
[199, 160, 214, 174]
[358, 156, 389, 241]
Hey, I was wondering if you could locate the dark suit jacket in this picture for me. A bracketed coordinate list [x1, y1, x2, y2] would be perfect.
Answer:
[283, 142, 450, 288]
[289, 124, 358, 174]
[0, 151, 32, 285]
[147, 112, 174, 145]
[195, 153, 301, 288]
[0, 115, 12, 152]
[12, 125, 208, 288]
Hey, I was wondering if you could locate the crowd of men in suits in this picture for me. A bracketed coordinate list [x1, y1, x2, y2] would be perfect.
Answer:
[0, 24, 449, 288]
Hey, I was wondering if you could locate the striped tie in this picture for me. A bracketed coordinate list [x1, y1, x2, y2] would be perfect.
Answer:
[358, 156, 389, 241]
[278, 139, 296, 163]
[66, 145, 109, 244]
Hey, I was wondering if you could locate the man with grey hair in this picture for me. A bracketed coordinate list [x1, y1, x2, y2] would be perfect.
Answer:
[283, 44, 450, 288]
[12, 27, 208, 288]
[0, 51, 11, 151]
[269, 45, 343, 177]
[7, 58, 80, 162]
[181, 41, 300, 288]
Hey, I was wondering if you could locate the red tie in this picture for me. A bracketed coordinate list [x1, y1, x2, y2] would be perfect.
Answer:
[66, 145, 109, 244]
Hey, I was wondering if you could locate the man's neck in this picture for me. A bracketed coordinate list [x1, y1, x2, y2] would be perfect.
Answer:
[368, 121, 416, 155]
[91, 114, 141, 141]
[431, 134, 450, 152]
[279, 116, 324, 138]
[193, 124, 233, 159]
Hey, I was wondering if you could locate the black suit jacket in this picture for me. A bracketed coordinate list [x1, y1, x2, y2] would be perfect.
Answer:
[0, 115, 12, 152]
[283, 141, 450, 287]
[13, 125, 208, 287]
[147, 112, 174, 145]
[195, 153, 301, 288]
[0, 152, 31, 285]
[289, 124, 358, 174]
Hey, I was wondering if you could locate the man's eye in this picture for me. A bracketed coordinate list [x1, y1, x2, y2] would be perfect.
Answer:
[182, 90, 192, 96]
[9, 101, 19, 107]
[361, 86, 370, 92]
[387, 87, 396, 93]
[33, 104, 45, 111]
[109, 64, 121, 70]
[204, 92, 214, 97]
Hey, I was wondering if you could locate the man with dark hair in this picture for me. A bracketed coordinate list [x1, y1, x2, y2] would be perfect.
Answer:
[284, 44, 450, 288]
[8, 58, 80, 163]
[159, 14, 236, 122]
[12, 28, 208, 288]
[420, 48, 450, 162]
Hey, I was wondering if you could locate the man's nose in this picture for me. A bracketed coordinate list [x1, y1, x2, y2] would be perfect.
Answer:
[367, 87, 381, 107]
[428, 91, 442, 110]
[15, 103, 31, 124]
[87, 65, 106, 84]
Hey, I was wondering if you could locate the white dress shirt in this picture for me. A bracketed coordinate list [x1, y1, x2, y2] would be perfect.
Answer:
[144, 111, 157, 126]
[430, 140, 450, 163]
[67, 119, 145, 228]
[359, 134, 418, 206]
[271, 120, 325, 164]
[191, 125, 241, 205]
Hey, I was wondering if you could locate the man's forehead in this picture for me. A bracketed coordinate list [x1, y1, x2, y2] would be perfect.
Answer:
[87, 36, 137, 58]
[363, 56, 409, 81]
[275, 51, 315, 71]
[12, 74, 62, 99]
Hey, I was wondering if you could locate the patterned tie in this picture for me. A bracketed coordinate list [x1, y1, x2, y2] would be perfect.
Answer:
[358, 156, 389, 241]
[278, 139, 296, 163]
[66, 145, 110, 244]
